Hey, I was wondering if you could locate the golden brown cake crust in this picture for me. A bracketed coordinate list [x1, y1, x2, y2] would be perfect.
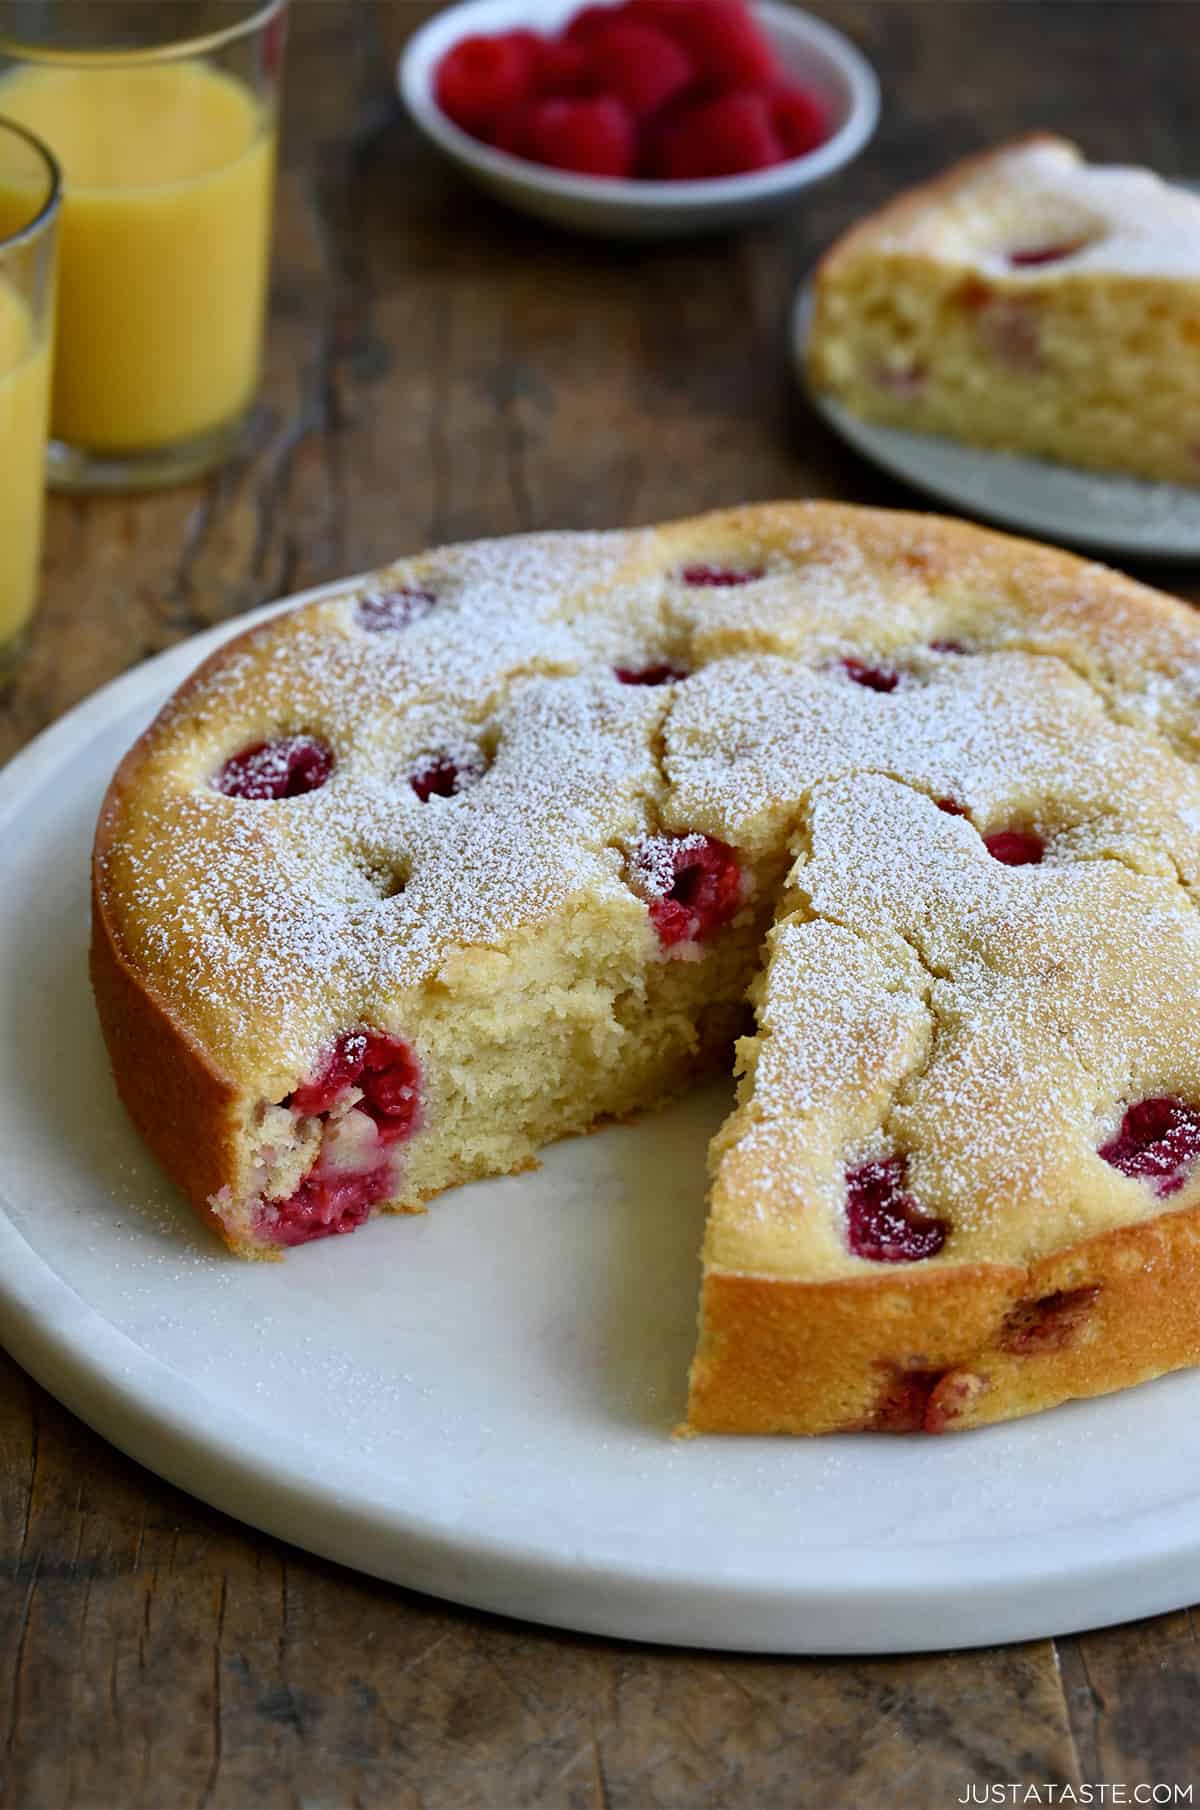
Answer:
[689, 1207, 1200, 1434]
[91, 502, 1200, 1424]
[91, 730, 256, 1253]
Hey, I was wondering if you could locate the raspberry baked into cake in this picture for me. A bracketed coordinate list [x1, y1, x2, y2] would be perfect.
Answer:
[808, 134, 1200, 485]
[92, 502, 1200, 1434]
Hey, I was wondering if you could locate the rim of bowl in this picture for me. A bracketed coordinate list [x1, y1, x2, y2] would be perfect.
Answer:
[398, 0, 880, 210]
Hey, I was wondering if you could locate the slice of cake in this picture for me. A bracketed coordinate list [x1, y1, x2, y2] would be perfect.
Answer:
[807, 134, 1200, 486]
[91, 503, 1200, 1433]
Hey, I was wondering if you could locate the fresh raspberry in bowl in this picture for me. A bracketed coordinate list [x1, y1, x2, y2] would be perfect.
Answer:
[435, 32, 538, 138]
[435, 0, 831, 182]
[497, 94, 637, 177]
[400, 0, 878, 235]
[649, 89, 784, 181]
[581, 16, 695, 120]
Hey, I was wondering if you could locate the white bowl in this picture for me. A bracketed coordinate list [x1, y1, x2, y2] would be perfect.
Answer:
[398, 0, 880, 237]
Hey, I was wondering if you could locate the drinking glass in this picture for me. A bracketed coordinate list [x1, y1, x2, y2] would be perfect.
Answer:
[0, 0, 286, 491]
[0, 113, 57, 680]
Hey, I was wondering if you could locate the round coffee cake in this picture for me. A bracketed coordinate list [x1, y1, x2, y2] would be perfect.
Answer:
[91, 502, 1200, 1433]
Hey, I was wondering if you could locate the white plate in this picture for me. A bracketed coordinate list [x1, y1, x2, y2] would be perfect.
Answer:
[792, 284, 1200, 561]
[6, 592, 1200, 1654]
[399, 0, 879, 238]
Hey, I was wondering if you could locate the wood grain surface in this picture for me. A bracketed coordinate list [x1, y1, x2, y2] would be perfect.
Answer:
[3, 3, 1200, 1804]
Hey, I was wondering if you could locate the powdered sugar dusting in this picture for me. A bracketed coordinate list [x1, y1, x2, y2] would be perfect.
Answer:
[720, 767, 1200, 1275]
[629, 832, 710, 900]
[97, 508, 1200, 1275]
[877, 136, 1200, 282]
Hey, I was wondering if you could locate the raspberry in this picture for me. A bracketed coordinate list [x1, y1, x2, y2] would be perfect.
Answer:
[839, 657, 899, 693]
[564, 3, 626, 43]
[532, 36, 594, 95]
[614, 662, 688, 685]
[520, 96, 636, 177]
[1009, 240, 1089, 267]
[582, 19, 694, 120]
[631, 833, 743, 947]
[636, 0, 779, 86]
[845, 1157, 947, 1262]
[873, 360, 926, 399]
[357, 587, 437, 632]
[408, 749, 485, 802]
[690, 0, 780, 84]
[867, 1368, 941, 1432]
[1002, 1286, 1101, 1354]
[262, 1162, 392, 1247]
[865, 1366, 983, 1432]
[290, 1029, 422, 1145]
[1099, 1098, 1200, 1197]
[215, 735, 333, 800]
[957, 276, 995, 311]
[435, 33, 535, 137]
[935, 797, 968, 816]
[978, 298, 1042, 371]
[288, 1029, 369, 1115]
[923, 1371, 987, 1433]
[984, 829, 1043, 866]
[492, 105, 534, 159]
[681, 563, 764, 585]
[771, 83, 829, 158]
[652, 88, 782, 179]
[356, 1035, 423, 1144]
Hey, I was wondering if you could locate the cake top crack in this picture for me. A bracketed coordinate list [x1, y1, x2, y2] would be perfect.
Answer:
[94, 502, 1200, 1280]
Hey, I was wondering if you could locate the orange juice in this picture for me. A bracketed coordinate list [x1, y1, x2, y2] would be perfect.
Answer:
[0, 59, 274, 451]
[0, 277, 51, 651]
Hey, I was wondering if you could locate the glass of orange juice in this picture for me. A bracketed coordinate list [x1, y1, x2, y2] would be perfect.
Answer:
[0, 115, 57, 682]
[0, 0, 285, 492]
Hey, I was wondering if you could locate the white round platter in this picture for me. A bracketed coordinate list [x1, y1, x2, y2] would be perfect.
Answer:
[792, 283, 1200, 562]
[5, 587, 1200, 1654]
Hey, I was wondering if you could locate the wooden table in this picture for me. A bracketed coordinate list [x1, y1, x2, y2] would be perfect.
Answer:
[4, 3, 1199, 1803]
